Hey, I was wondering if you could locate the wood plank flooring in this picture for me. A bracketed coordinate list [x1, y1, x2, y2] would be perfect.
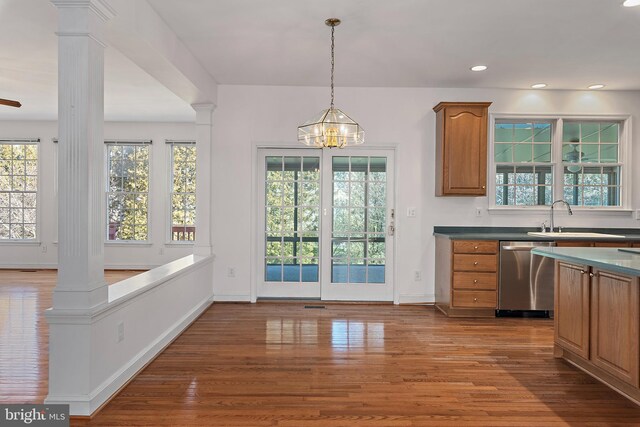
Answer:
[2, 270, 640, 425]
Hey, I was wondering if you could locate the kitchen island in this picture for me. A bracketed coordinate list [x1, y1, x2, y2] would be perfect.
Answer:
[532, 247, 640, 405]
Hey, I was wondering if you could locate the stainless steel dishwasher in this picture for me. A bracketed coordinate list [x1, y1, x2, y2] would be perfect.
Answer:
[498, 241, 556, 316]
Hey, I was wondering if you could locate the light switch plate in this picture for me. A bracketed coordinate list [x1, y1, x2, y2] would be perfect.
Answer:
[407, 207, 416, 217]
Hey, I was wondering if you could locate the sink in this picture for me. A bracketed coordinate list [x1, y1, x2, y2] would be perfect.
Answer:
[527, 232, 626, 238]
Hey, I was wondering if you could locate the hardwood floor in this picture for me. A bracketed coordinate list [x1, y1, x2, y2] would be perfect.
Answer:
[2, 270, 640, 425]
[0, 269, 142, 404]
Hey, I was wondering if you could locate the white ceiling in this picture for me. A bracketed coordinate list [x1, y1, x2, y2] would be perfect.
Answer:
[147, 0, 640, 89]
[1, 0, 640, 121]
[0, 0, 195, 121]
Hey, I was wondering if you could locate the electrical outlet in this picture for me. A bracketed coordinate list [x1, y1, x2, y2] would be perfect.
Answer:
[635, 209, 640, 220]
[475, 207, 482, 217]
[117, 322, 125, 343]
[407, 207, 416, 217]
[414, 270, 421, 281]
[227, 267, 236, 278]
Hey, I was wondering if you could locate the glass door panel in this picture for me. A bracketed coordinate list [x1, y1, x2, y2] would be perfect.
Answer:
[258, 150, 321, 298]
[321, 151, 394, 301]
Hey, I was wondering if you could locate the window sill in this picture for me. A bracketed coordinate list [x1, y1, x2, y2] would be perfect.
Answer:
[164, 242, 195, 247]
[488, 207, 633, 216]
[105, 241, 154, 247]
[0, 240, 42, 246]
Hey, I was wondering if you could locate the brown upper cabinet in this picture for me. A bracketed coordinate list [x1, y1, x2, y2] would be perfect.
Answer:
[433, 102, 492, 196]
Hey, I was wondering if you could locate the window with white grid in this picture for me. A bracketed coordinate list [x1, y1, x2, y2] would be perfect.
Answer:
[106, 143, 150, 241]
[0, 140, 38, 239]
[169, 142, 196, 241]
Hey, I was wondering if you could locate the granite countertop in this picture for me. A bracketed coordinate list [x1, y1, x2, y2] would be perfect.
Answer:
[532, 247, 640, 277]
[433, 226, 640, 241]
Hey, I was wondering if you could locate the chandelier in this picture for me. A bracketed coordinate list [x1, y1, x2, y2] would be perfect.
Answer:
[298, 18, 364, 148]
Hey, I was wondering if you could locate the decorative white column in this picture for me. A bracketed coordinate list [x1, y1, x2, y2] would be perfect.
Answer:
[192, 103, 215, 256]
[46, 0, 114, 415]
[51, 0, 114, 310]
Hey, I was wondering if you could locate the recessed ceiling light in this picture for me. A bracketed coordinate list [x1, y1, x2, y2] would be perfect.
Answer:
[531, 83, 547, 89]
[588, 84, 605, 89]
[470, 65, 487, 72]
[623, 0, 640, 7]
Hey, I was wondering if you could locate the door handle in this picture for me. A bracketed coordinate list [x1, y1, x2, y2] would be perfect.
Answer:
[388, 223, 395, 236]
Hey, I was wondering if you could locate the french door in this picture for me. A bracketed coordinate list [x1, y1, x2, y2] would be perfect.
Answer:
[257, 148, 394, 301]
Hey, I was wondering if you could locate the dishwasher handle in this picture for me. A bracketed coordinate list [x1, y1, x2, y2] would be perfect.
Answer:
[501, 245, 536, 251]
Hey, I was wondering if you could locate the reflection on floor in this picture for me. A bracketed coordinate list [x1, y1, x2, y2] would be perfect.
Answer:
[2, 270, 640, 425]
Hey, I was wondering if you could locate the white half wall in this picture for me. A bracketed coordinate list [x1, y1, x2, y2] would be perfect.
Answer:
[211, 85, 640, 303]
[45, 254, 214, 416]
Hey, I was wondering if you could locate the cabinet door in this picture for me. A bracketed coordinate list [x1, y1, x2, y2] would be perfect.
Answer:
[555, 261, 590, 359]
[591, 269, 639, 386]
[434, 103, 490, 196]
[443, 105, 487, 195]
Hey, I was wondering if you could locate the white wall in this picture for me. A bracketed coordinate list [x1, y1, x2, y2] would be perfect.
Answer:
[212, 85, 640, 303]
[0, 120, 196, 269]
[2, 87, 639, 302]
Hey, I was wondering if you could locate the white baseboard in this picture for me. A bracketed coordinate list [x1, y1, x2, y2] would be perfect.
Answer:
[0, 263, 160, 270]
[45, 297, 213, 415]
[399, 294, 435, 304]
[0, 263, 57, 269]
[213, 294, 251, 302]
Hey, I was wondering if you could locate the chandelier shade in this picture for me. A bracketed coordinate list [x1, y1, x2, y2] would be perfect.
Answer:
[298, 107, 364, 148]
[298, 18, 364, 148]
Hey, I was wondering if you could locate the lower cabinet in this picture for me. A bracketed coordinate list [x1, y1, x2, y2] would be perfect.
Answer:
[555, 261, 590, 359]
[591, 269, 639, 387]
[555, 260, 640, 398]
[435, 236, 497, 317]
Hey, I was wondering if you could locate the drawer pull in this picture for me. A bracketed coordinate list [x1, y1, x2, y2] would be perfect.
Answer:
[474, 246, 478, 250]
[474, 298, 478, 302]
[473, 261, 478, 265]
[473, 279, 478, 283]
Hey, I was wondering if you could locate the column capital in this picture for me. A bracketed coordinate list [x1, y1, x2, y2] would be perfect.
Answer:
[192, 103, 216, 126]
[51, 0, 116, 22]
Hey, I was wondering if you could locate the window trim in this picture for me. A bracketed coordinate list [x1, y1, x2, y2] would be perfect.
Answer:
[166, 140, 196, 244]
[104, 141, 152, 243]
[0, 138, 41, 241]
[488, 113, 632, 212]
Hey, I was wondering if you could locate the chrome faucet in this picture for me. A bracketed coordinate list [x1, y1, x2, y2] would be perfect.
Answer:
[550, 199, 573, 232]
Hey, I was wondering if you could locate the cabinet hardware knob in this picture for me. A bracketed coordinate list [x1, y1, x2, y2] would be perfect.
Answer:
[474, 246, 478, 249]
[482, 186, 486, 189]
[474, 261, 478, 265]
[580, 270, 585, 274]
[474, 298, 478, 302]
[473, 279, 478, 283]
[589, 273, 594, 277]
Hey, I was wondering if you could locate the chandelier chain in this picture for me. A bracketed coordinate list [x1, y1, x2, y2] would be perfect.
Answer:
[330, 24, 335, 109]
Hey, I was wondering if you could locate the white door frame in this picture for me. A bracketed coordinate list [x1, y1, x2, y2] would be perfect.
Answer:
[250, 143, 398, 303]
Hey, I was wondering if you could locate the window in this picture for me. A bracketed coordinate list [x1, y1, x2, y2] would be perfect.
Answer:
[492, 117, 627, 208]
[106, 142, 150, 241]
[562, 122, 621, 207]
[0, 140, 38, 239]
[494, 121, 553, 206]
[169, 142, 196, 241]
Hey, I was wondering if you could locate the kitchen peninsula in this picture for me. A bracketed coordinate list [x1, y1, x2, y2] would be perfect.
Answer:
[532, 247, 640, 405]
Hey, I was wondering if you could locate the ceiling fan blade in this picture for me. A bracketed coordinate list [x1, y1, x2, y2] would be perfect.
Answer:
[0, 98, 21, 108]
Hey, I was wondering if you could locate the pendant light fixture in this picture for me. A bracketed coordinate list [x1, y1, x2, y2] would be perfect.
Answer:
[298, 18, 364, 148]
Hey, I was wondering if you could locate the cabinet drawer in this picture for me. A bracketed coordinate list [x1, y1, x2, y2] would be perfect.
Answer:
[453, 272, 497, 290]
[453, 240, 498, 254]
[453, 254, 497, 272]
[452, 290, 496, 308]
